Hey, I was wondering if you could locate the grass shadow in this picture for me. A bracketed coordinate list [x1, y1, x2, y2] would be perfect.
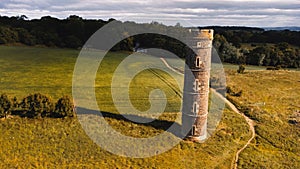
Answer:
[76, 107, 183, 138]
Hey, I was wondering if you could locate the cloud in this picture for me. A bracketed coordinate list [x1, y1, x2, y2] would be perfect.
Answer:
[0, 0, 299, 27]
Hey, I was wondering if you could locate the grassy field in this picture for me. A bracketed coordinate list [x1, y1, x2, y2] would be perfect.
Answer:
[0, 46, 77, 99]
[0, 45, 299, 168]
[222, 63, 300, 71]
[226, 69, 300, 168]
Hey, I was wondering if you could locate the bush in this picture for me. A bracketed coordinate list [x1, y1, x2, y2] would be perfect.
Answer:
[20, 93, 54, 118]
[12, 96, 19, 110]
[226, 86, 243, 97]
[234, 90, 243, 97]
[237, 64, 246, 74]
[1, 93, 75, 118]
[266, 65, 281, 70]
[55, 96, 75, 118]
[0, 94, 12, 118]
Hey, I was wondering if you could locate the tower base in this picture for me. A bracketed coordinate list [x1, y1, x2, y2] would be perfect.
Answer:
[183, 133, 207, 143]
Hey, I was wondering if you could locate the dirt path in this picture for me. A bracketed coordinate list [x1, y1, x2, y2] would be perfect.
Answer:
[211, 89, 255, 169]
[159, 58, 256, 169]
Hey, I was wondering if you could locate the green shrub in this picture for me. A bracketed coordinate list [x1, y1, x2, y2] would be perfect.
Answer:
[0, 94, 12, 118]
[226, 86, 243, 97]
[234, 90, 243, 97]
[237, 64, 246, 74]
[12, 96, 19, 110]
[20, 93, 54, 118]
[54, 96, 75, 118]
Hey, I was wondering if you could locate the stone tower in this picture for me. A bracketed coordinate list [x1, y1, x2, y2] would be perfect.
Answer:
[182, 29, 214, 142]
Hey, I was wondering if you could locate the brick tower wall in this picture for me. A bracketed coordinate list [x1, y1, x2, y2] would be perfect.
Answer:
[181, 29, 214, 142]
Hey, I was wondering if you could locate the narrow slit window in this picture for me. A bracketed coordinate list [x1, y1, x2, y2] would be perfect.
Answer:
[194, 79, 199, 92]
[195, 57, 201, 68]
[192, 125, 196, 135]
[193, 102, 198, 114]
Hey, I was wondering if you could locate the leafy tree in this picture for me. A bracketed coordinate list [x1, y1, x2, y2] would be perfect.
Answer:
[239, 48, 250, 64]
[64, 35, 82, 49]
[16, 28, 36, 46]
[213, 34, 227, 50]
[0, 26, 19, 44]
[175, 22, 182, 28]
[219, 42, 240, 63]
[18, 15, 28, 20]
[213, 34, 243, 63]
[246, 46, 271, 66]
[0, 94, 12, 118]
[12, 96, 19, 110]
[20, 93, 54, 118]
[54, 96, 75, 118]
[276, 42, 289, 51]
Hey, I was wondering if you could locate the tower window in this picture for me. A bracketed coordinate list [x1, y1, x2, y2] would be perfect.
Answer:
[195, 57, 202, 68]
[192, 102, 198, 114]
[194, 79, 199, 92]
[192, 125, 196, 135]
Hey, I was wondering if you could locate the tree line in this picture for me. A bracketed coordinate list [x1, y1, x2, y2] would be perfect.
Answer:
[0, 93, 75, 119]
[213, 33, 300, 68]
[0, 15, 114, 48]
[0, 15, 300, 68]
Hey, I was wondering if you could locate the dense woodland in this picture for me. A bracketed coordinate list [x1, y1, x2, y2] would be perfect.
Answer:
[0, 15, 300, 68]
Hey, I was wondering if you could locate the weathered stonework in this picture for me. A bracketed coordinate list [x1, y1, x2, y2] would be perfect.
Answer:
[182, 29, 214, 142]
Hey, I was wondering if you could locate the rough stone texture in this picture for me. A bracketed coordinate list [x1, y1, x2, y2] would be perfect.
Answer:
[182, 29, 213, 142]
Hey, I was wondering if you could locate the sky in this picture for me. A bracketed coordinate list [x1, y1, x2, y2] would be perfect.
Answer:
[0, 0, 300, 27]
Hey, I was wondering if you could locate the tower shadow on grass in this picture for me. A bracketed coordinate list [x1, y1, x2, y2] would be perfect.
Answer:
[76, 107, 184, 139]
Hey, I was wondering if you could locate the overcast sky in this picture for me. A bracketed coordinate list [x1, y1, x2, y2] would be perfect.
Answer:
[0, 0, 299, 27]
